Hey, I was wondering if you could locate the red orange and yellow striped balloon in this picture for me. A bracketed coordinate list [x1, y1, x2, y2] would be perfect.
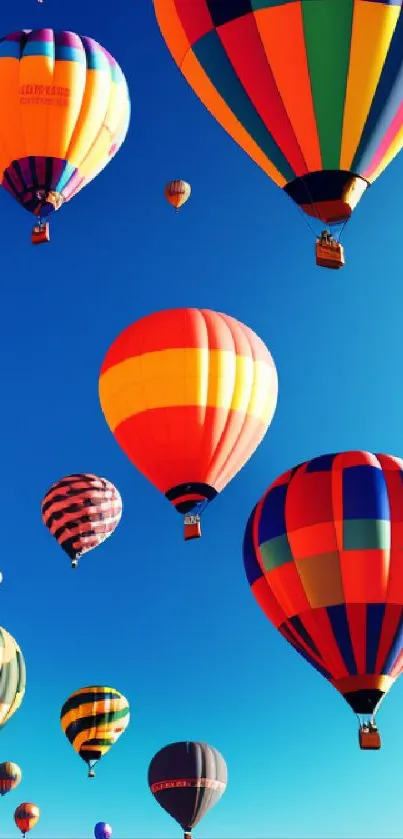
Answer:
[99, 308, 278, 537]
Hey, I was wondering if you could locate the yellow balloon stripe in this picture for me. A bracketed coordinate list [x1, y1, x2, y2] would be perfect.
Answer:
[99, 348, 278, 430]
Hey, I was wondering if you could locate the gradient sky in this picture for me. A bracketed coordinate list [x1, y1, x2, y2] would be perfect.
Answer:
[1, 2, 403, 839]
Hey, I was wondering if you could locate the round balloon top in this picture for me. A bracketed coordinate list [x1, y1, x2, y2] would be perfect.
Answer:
[0, 30, 130, 220]
[243, 451, 403, 717]
[94, 823, 112, 839]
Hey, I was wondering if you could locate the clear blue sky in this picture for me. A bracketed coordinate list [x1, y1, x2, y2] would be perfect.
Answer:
[1, 2, 403, 839]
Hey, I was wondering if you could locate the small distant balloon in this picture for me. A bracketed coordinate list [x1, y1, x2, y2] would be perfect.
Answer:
[0, 762, 22, 796]
[164, 180, 191, 210]
[41, 473, 122, 568]
[94, 823, 112, 839]
[14, 803, 40, 837]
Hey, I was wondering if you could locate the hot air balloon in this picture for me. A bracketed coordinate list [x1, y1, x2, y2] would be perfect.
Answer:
[242, 450, 403, 750]
[165, 180, 191, 210]
[14, 804, 40, 837]
[0, 627, 25, 728]
[41, 473, 122, 568]
[0, 29, 130, 244]
[153, 0, 403, 267]
[148, 742, 227, 839]
[94, 823, 112, 839]
[99, 308, 278, 541]
[0, 763, 22, 796]
[60, 686, 130, 777]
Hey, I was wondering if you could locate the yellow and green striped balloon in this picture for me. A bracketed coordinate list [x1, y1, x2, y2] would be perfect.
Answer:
[0, 627, 26, 728]
[60, 685, 130, 777]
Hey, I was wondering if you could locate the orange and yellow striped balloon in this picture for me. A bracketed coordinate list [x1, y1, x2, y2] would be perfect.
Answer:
[164, 180, 191, 210]
[99, 308, 278, 537]
[0, 30, 130, 224]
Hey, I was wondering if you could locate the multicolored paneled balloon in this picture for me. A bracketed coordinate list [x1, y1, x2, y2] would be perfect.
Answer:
[41, 473, 122, 568]
[60, 685, 130, 777]
[153, 1, 403, 234]
[165, 180, 191, 210]
[148, 741, 227, 838]
[99, 308, 278, 540]
[243, 451, 403, 743]
[0, 762, 22, 796]
[14, 803, 40, 837]
[0, 627, 26, 728]
[0, 29, 130, 241]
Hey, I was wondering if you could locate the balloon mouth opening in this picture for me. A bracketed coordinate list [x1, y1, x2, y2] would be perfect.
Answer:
[284, 170, 369, 225]
[2, 157, 68, 216]
[165, 482, 217, 514]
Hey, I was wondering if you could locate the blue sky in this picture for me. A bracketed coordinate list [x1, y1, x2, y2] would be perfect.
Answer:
[1, 1, 403, 838]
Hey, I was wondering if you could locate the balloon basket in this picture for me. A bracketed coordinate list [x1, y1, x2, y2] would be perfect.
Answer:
[359, 727, 381, 750]
[32, 222, 50, 245]
[184, 515, 201, 541]
[315, 238, 344, 269]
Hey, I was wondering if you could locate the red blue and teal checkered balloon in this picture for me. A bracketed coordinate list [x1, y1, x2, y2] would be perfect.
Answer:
[243, 451, 403, 717]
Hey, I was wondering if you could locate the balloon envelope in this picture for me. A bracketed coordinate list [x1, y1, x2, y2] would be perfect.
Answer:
[60, 686, 130, 776]
[243, 451, 403, 716]
[14, 803, 40, 835]
[99, 308, 277, 525]
[94, 823, 112, 839]
[0, 627, 25, 728]
[153, 1, 403, 224]
[165, 180, 191, 209]
[0, 762, 21, 796]
[148, 741, 227, 831]
[41, 473, 122, 567]
[0, 30, 130, 220]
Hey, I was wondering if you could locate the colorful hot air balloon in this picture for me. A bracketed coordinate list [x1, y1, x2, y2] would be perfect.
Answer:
[99, 308, 278, 541]
[165, 180, 191, 210]
[153, 1, 403, 265]
[0, 628, 25, 728]
[0, 29, 130, 244]
[0, 763, 22, 796]
[41, 473, 122, 568]
[243, 450, 403, 750]
[14, 803, 40, 837]
[60, 686, 130, 777]
[94, 823, 112, 839]
[148, 742, 227, 839]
